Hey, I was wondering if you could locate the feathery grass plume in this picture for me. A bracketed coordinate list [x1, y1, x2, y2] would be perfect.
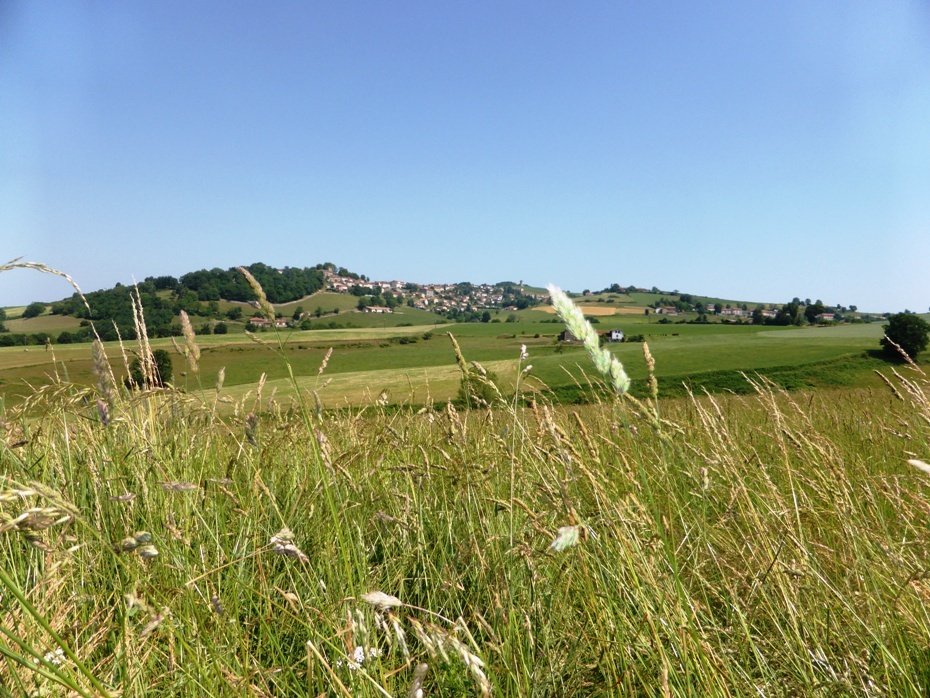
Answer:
[237, 266, 276, 321]
[179, 310, 201, 373]
[91, 340, 116, 408]
[318, 347, 333, 375]
[407, 662, 429, 698]
[270, 527, 309, 563]
[547, 284, 630, 394]
[908, 459, 930, 476]
[0, 258, 92, 316]
[130, 286, 156, 387]
[643, 341, 658, 401]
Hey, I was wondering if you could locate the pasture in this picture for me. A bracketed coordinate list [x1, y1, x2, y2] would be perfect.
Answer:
[0, 315, 889, 408]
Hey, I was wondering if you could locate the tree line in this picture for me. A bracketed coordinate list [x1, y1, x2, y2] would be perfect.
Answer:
[0, 262, 349, 345]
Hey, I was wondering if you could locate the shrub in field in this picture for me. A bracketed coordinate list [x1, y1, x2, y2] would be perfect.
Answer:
[882, 312, 930, 359]
[126, 349, 173, 388]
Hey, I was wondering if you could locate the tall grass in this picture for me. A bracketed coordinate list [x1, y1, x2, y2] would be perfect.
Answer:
[1, 274, 929, 695]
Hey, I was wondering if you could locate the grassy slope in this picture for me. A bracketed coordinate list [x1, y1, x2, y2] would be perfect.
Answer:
[3, 314, 84, 334]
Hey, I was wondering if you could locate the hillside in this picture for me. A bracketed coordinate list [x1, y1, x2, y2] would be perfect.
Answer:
[0, 260, 887, 349]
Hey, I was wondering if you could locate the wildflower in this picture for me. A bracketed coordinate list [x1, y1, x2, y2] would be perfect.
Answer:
[520, 344, 528, 361]
[42, 648, 65, 666]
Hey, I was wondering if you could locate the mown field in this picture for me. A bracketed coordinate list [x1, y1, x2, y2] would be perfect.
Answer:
[1, 322, 929, 695]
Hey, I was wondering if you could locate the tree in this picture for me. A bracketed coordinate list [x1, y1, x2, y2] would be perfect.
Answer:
[126, 349, 173, 388]
[22, 302, 46, 319]
[292, 306, 304, 321]
[805, 300, 825, 324]
[881, 313, 930, 360]
[214, 322, 228, 334]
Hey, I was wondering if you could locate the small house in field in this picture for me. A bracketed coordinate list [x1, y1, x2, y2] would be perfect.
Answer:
[604, 329, 624, 342]
[364, 305, 393, 314]
[815, 312, 835, 322]
[558, 330, 580, 343]
[249, 317, 289, 328]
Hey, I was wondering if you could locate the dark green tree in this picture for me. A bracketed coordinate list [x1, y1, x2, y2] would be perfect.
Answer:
[805, 300, 826, 324]
[126, 349, 174, 388]
[881, 313, 930, 360]
[22, 302, 46, 319]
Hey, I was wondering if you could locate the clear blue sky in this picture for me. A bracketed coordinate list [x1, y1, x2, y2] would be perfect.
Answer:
[2, 1, 928, 311]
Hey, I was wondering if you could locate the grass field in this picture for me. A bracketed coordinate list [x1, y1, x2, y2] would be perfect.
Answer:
[1, 330, 929, 694]
[3, 314, 85, 334]
[0, 315, 891, 409]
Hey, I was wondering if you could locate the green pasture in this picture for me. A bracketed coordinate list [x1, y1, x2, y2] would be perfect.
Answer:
[272, 291, 362, 315]
[3, 313, 84, 334]
[0, 318, 893, 407]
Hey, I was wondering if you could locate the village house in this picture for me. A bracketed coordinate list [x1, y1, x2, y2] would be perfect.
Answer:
[363, 305, 393, 314]
[604, 329, 625, 342]
[249, 317, 290, 328]
[558, 330, 580, 343]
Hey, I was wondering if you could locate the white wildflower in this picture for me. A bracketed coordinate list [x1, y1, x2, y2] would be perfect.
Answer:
[519, 344, 528, 361]
[41, 648, 65, 666]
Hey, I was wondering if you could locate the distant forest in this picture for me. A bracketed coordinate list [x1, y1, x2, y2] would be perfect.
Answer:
[1, 262, 338, 345]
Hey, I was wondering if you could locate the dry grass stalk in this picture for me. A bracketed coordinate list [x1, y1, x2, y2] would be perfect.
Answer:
[237, 267, 276, 321]
[179, 310, 201, 373]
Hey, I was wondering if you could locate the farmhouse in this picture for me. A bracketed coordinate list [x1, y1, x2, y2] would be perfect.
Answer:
[604, 329, 625, 342]
[816, 312, 835, 322]
[558, 330, 580, 343]
[249, 317, 289, 328]
[363, 306, 393, 314]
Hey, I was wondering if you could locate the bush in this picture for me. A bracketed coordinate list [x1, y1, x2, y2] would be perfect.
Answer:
[881, 313, 930, 359]
[456, 368, 501, 408]
[125, 349, 173, 388]
[22, 302, 46, 319]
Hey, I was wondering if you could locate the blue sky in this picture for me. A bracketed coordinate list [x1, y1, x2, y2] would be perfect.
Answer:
[2, 1, 929, 311]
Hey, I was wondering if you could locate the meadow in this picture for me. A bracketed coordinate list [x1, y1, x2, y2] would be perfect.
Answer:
[2, 271, 927, 695]
[1, 312, 929, 695]
[0, 307, 888, 409]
